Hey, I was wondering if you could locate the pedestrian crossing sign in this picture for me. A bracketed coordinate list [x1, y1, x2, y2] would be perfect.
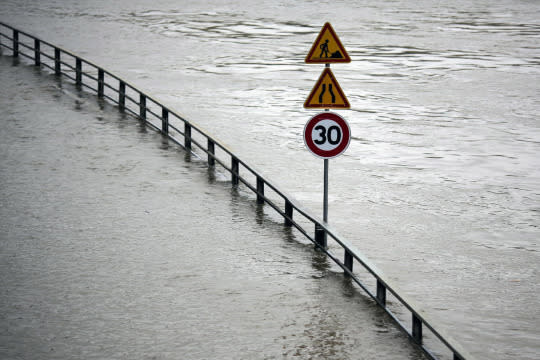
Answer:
[305, 22, 351, 64]
[304, 68, 350, 109]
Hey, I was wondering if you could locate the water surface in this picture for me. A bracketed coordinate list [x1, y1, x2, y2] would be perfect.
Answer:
[1, 1, 539, 358]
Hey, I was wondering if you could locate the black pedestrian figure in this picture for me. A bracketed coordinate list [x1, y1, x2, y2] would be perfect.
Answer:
[319, 39, 329, 58]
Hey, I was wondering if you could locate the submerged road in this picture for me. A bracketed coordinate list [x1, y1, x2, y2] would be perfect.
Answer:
[0, 54, 427, 359]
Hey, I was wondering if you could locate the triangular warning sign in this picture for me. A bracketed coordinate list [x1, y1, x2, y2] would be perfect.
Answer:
[304, 68, 350, 109]
[305, 22, 351, 64]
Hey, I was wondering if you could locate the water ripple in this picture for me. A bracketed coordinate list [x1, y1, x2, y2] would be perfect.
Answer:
[127, 10, 313, 41]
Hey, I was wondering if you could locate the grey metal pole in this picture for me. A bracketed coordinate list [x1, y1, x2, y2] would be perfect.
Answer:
[323, 158, 329, 223]
[324, 61, 330, 224]
[315, 63, 332, 249]
[315, 157, 329, 249]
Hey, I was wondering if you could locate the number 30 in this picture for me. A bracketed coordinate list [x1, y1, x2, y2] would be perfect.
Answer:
[314, 125, 342, 145]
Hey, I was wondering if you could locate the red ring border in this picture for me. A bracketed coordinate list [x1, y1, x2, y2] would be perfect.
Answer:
[304, 112, 351, 159]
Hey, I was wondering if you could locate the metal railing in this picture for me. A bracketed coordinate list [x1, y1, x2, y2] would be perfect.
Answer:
[0, 22, 473, 360]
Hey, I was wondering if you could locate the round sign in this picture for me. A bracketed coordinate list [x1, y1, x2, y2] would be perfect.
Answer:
[303, 112, 351, 159]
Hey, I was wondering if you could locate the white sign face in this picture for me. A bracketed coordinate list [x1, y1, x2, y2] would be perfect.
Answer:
[304, 112, 351, 159]
[311, 119, 344, 152]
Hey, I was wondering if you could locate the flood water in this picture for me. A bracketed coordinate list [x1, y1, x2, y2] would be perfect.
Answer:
[1, 1, 539, 359]
[0, 56, 426, 360]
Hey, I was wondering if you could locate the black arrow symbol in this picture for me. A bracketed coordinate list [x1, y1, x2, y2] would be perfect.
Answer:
[319, 84, 326, 103]
[328, 84, 336, 103]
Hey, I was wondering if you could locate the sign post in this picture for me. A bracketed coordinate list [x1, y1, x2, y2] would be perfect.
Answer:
[324, 158, 329, 223]
[303, 23, 351, 249]
[303, 111, 351, 246]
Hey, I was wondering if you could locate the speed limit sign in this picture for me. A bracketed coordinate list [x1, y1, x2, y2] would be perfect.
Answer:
[304, 112, 351, 159]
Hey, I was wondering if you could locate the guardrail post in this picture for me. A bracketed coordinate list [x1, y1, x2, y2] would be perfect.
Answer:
[344, 249, 353, 275]
[184, 123, 192, 150]
[161, 108, 169, 135]
[13, 30, 18, 57]
[139, 93, 146, 120]
[34, 39, 40, 66]
[256, 177, 264, 204]
[314, 223, 327, 249]
[412, 314, 423, 344]
[207, 139, 215, 166]
[376, 280, 386, 306]
[284, 200, 293, 226]
[231, 157, 239, 186]
[97, 69, 104, 97]
[54, 48, 61, 75]
[118, 81, 125, 110]
[75, 58, 82, 86]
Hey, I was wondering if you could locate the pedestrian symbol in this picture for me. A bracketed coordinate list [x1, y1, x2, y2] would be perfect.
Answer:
[305, 22, 351, 64]
[304, 68, 350, 109]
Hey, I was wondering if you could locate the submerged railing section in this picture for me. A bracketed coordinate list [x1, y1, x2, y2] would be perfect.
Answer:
[0, 22, 473, 360]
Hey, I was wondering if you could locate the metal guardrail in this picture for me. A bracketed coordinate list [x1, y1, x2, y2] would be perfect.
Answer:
[0, 22, 473, 360]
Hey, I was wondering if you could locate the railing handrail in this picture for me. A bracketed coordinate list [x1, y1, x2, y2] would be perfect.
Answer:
[0, 21, 473, 360]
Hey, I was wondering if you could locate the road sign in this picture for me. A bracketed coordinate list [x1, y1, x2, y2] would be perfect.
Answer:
[303, 23, 352, 233]
[304, 68, 350, 109]
[305, 22, 351, 64]
[304, 112, 351, 159]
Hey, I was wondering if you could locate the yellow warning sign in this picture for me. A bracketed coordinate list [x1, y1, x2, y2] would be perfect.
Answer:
[305, 22, 351, 64]
[304, 68, 350, 109]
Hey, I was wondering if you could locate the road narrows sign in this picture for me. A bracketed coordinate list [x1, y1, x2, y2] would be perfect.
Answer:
[304, 68, 350, 109]
[304, 112, 351, 159]
[305, 22, 351, 64]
